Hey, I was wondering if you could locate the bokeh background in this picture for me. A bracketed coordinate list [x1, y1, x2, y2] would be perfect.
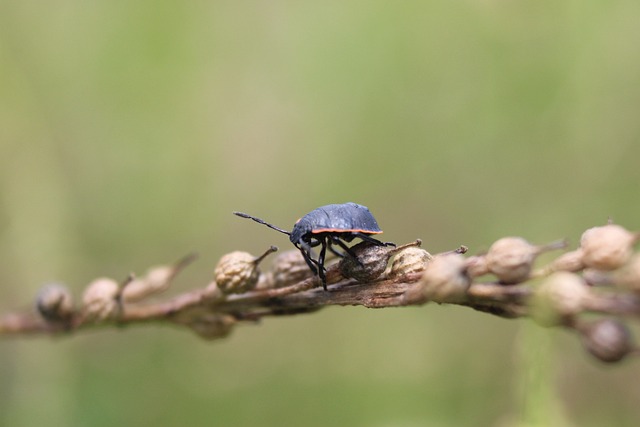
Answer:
[1, 1, 639, 426]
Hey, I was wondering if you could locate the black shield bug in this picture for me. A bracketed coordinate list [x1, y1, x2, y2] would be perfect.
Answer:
[234, 202, 395, 290]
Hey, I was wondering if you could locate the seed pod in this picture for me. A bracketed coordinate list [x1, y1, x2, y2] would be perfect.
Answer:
[215, 251, 259, 293]
[122, 254, 197, 303]
[340, 242, 394, 282]
[580, 224, 638, 270]
[486, 237, 565, 284]
[420, 253, 470, 303]
[580, 318, 634, 363]
[271, 250, 314, 288]
[185, 313, 236, 340]
[122, 266, 173, 303]
[339, 239, 424, 282]
[36, 283, 74, 322]
[389, 246, 432, 279]
[82, 278, 120, 322]
[215, 246, 277, 294]
[532, 272, 591, 326]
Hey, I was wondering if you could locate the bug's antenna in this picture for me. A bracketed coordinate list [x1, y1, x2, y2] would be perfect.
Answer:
[233, 212, 291, 236]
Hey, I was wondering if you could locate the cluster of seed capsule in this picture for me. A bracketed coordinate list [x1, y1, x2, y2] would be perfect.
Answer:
[414, 223, 640, 363]
[34, 222, 640, 359]
[210, 239, 435, 296]
[37, 262, 186, 325]
[176, 221, 640, 357]
[34, 254, 237, 339]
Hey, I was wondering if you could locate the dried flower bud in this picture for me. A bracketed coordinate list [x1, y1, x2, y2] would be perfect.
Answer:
[486, 237, 564, 284]
[389, 246, 432, 278]
[340, 242, 394, 282]
[580, 224, 638, 270]
[120, 277, 145, 302]
[340, 240, 423, 282]
[36, 283, 74, 322]
[486, 237, 536, 283]
[122, 266, 172, 303]
[420, 254, 470, 303]
[532, 272, 591, 326]
[271, 250, 313, 288]
[465, 255, 489, 278]
[580, 318, 634, 363]
[215, 246, 277, 294]
[215, 251, 259, 293]
[82, 278, 120, 322]
[123, 254, 197, 302]
[182, 313, 235, 340]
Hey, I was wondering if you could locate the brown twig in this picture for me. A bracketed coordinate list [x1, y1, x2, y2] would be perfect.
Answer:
[2, 223, 640, 364]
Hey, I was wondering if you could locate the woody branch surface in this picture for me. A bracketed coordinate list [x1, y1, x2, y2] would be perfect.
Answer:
[2, 222, 640, 363]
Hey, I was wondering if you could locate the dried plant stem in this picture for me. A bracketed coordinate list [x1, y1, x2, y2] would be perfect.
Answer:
[1, 269, 638, 335]
[2, 223, 640, 364]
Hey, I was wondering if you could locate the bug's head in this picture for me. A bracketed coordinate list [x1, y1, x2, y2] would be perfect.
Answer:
[289, 219, 312, 244]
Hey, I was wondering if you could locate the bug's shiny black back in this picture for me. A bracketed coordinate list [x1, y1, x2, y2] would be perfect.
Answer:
[290, 203, 381, 243]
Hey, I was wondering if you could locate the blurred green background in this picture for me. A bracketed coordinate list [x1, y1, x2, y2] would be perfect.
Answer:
[1, 1, 640, 426]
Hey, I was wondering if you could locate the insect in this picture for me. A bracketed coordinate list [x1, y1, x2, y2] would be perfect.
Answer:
[234, 202, 394, 290]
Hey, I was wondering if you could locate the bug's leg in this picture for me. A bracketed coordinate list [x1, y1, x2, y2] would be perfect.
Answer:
[327, 245, 345, 258]
[354, 233, 396, 247]
[295, 243, 318, 275]
[299, 240, 321, 264]
[332, 237, 358, 258]
[317, 238, 329, 290]
[302, 251, 318, 275]
[327, 237, 346, 258]
[298, 240, 328, 291]
[332, 236, 364, 267]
